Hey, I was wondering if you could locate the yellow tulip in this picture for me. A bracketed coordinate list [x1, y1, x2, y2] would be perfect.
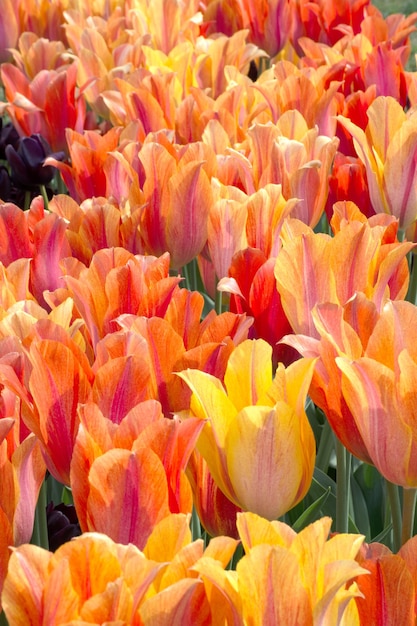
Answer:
[236, 512, 368, 625]
[178, 339, 316, 520]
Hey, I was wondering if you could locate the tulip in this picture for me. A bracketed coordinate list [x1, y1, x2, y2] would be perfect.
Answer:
[236, 512, 368, 625]
[178, 338, 316, 520]
[0, 0, 18, 63]
[8, 32, 68, 78]
[337, 96, 417, 233]
[274, 209, 413, 338]
[45, 127, 123, 203]
[46, 501, 81, 552]
[254, 60, 342, 137]
[325, 153, 374, 222]
[1, 63, 87, 153]
[245, 112, 339, 228]
[335, 299, 417, 487]
[0, 418, 46, 610]
[141, 514, 240, 625]
[70, 400, 205, 548]
[2, 513, 239, 625]
[281, 296, 377, 465]
[219, 248, 296, 367]
[118, 294, 252, 415]
[186, 450, 242, 539]
[5, 134, 65, 189]
[1, 532, 164, 625]
[138, 141, 213, 270]
[354, 541, 416, 625]
[61, 248, 181, 350]
[204, 0, 293, 59]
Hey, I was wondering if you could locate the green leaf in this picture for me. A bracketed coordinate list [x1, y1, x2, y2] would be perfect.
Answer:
[291, 487, 331, 532]
[350, 471, 371, 540]
[354, 462, 386, 540]
[371, 523, 393, 546]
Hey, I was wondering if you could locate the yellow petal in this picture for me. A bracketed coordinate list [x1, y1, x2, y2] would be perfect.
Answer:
[224, 338, 273, 410]
[226, 403, 315, 519]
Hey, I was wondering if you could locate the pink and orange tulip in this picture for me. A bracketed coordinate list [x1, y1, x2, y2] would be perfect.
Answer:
[0, 62, 88, 153]
[45, 127, 123, 202]
[274, 204, 413, 338]
[354, 540, 416, 625]
[336, 299, 417, 487]
[186, 450, 242, 539]
[337, 96, 417, 234]
[137, 141, 213, 270]
[0, 417, 45, 609]
[70, 399, 204, 548]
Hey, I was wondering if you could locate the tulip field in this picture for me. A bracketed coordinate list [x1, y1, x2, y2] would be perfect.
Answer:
[2, 0, 417, 623]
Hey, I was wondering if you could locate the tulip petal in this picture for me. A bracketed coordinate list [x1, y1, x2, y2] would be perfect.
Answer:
[87, 448, 171, 549]
[237, 544, 312, 626]
[226, 403, 315, 519]
[224, 338, 273, 410]
[2, 544, 52, 624]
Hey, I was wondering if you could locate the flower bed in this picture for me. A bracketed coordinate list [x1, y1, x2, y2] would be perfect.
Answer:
[1, 0, 417, 624]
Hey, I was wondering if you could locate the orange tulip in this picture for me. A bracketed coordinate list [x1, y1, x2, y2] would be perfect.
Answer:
[138, 141, 213, 270]
[45, 126, 123, 202]
[337, 96, 417, 233]
[1, 62, 87, 153]
[26, 328, 94, 485]
[109, 300, 252, 415]
[2, 513, 239, 625]
[0, 199, 74, 309]
[275, 206, 413, 337]
[60, 248, 181, 350]
[282, 295, 378, 465]
[186, 450, 242, 539]
[245, 111, 339, 228]
[336, 299, 417, 487]
[355, 541, 416, 625]
[0, 0, 18, 63]
[9, 32, 69, 78]
[0, 418, 45, 610]
[141, 513, 239, 625]
[254, 60, 342, 137]
[2, 532, 163, 625]
[178, 339, 316, 520]
[71, 400, 204, 548]
[204, 0, 293, 58]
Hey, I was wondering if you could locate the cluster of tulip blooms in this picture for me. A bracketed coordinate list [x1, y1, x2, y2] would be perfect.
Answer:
[2, 0, 417, 623]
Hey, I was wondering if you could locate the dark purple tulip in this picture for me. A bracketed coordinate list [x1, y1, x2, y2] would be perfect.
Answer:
[0, 165, 11, 200]
[0, 120, 20, 160]
[5, 134, 65, 188]
[46, 501, 81, 551]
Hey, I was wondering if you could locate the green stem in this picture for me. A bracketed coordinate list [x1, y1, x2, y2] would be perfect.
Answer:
[386, 480, 402, 552]
[335, 439, 351, 533]
[315, 420, 335, 472]
[23, 190, 31, 211]
[406, 253, 417, 305]
[401, 488, 417, 548]
[0, 610, 9, 626]
[39, 184, 49, 210]
[191, 505, 202, 541]
[182, 259, 199, 292]
[56, 171, 68, 195]
[31, 478, 49, 550]
[215, 286, 223, 315]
